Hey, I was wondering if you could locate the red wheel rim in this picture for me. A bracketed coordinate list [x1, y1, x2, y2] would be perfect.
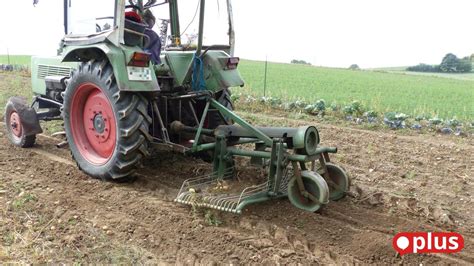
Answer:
[70, 83, 117, 165]
[9, 111, 22, 140]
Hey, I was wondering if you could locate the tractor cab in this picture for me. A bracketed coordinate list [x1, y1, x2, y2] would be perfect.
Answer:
[54, 0, 243, 93]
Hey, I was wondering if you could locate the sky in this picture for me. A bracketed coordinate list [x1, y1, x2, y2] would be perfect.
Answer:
[0, 0, 472, 68]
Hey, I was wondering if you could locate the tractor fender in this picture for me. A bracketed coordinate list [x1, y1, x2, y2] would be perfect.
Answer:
[6, 97, 43, 136]
[61, 43, 160, 92]
[202, 51, 245, 91]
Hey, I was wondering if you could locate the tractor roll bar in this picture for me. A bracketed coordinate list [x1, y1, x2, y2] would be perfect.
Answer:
[196, 0, 206, 56]
[63, 0, 68, 34]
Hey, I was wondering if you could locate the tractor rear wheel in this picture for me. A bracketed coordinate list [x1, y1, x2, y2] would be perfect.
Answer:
[4, 102, 36, 148]
[208, 88, 234, 128]
[63, 60, 152, 181]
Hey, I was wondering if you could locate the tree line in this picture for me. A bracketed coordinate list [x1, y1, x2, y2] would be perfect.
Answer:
[291, 59, 312, 65]
[407, 53, 473, 73]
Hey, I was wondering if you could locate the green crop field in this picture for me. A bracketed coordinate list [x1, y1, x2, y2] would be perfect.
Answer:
[0, 55, 31, 66]
[238, 60, 474, 120]
[390, 71, 474, 81]
[372, 66, 474, 81]
[1, 55, 473, 120]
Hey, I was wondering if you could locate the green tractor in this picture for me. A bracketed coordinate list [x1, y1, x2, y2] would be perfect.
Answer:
[4, 0, 350, 213]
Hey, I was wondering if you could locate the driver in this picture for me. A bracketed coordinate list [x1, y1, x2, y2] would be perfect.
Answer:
[142, 10, 161, 65]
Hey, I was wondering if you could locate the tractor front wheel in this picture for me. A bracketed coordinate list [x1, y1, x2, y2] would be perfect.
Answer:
[4, 101, 36, 148]
[63, 60, 151, 180]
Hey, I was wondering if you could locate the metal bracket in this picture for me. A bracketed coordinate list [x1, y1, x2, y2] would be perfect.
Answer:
[213, 134, 229, 179]
[152, 101, 170, 143]
[268, 139, 286, 195]
[192, 100, 210, 151]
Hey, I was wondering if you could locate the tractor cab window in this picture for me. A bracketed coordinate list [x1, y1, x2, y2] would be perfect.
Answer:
[201, 0, 230, 47]
[68, 0, 115, 35]
[148, 0, 230, 48]
[179, 0, 229, 47]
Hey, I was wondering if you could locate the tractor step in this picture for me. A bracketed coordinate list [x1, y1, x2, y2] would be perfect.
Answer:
[175, 168, 290, 214]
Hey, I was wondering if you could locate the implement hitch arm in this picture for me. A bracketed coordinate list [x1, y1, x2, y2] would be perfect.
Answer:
[210, 98, 273, 146]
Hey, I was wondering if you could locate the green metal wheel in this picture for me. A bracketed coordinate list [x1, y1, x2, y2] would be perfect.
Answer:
[324, 163, 350, 201]
[287, 170, 329, 212]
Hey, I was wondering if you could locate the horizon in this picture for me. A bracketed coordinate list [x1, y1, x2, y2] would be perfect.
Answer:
[1, 54, 472, 71]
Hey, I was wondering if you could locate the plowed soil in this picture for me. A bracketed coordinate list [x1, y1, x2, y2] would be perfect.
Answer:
[0, 111, 473, 264]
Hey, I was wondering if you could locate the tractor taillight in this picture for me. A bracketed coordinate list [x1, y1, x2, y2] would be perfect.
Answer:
[226, 57, 240, 70]
[128, 52, 151, 67]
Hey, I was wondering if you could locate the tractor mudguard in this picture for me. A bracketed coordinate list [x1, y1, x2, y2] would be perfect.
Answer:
[202, 51, 245, 90]
[7, 97, 43, 136]
[62, 43, 160, 92]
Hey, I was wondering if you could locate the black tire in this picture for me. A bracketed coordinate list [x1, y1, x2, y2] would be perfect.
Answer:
[63, 60, 152, 181]
[4, 101, 36, 148]
[208, 88, 234, 128]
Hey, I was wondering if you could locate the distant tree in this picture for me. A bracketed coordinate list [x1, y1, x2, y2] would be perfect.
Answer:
[471, 54, 474, 62]
[406, 63, 439, 72]
[439, 53, 472, 73]
[439, 53, 461, 72]
[291, 59, 311, 65]
[348, 64, 360, 70]
[458, 58, 472, 72]
[407, 53, 472, 73]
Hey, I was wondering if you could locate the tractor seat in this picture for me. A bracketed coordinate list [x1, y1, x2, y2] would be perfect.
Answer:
[124, 12, 148, 47]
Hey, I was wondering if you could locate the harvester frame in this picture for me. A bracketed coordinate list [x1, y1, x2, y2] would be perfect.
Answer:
[4, 0, 350, 213]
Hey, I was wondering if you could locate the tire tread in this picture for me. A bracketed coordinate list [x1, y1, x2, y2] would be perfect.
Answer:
[64, 60, 150, 181]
